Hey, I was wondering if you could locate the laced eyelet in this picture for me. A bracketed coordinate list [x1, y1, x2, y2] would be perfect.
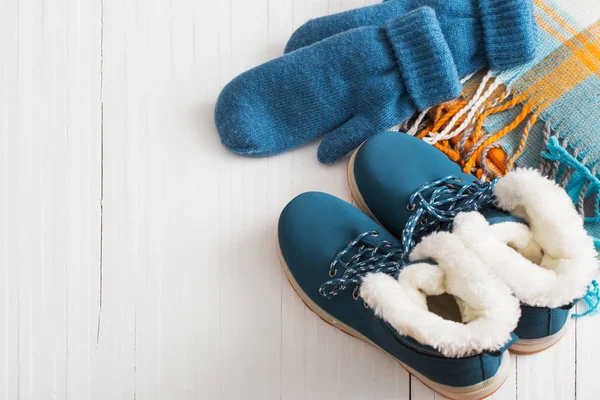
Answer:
[319, 176, 495, 299]
[329, 269, 337, 278]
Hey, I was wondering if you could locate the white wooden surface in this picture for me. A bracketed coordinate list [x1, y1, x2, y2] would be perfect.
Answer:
[1, 0, 598, 399]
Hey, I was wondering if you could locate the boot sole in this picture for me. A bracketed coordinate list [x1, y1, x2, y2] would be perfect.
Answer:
[276, 239, 510, 400]
[346, 146, 569, 355]
[508, 319, 570, 354]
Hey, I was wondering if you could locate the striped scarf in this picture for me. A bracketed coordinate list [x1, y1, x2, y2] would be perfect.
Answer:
[399, 0, 600, 243]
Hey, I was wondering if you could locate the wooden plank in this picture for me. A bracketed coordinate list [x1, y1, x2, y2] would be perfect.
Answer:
[0, 0, 102, 398]
[100, 0, 288, 397]
[516, 322, 576, 399]
[575, 300, 600, 400]
[492, 354, 517, 400]
[4, 0, 597, 398]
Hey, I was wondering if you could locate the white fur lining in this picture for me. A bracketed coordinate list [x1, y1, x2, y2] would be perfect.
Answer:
[360, 232, 521, 358]
[453, 168, 599, 308]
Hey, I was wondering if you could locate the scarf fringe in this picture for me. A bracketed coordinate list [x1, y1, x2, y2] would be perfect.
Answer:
[572, 280, 600, 318]
[400, 72, 536, 180]
[396, 71, 600, 247]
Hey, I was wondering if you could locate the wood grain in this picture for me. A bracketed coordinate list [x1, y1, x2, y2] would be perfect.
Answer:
[0, 0, 102, 398]
[0, 0, 598, 399]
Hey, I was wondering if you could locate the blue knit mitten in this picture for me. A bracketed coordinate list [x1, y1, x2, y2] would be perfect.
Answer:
[216, 8, 462, 163]
[285, 0, 536, 73]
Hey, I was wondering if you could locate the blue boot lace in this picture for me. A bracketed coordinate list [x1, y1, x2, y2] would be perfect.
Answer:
[319, 231, 403, 298]
[319, 176, 498, 298]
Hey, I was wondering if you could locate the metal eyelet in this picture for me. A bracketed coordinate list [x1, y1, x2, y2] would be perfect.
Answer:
[407, 203, 416, 211]
[353, 290, 360, 300]
[329, 269, 337, 278]
[420, 218, 428, 225]
[371, 231, 379, 237]
[363, 300, 369, 309]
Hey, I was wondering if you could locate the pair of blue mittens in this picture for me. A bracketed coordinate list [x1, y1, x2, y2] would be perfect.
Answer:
[215, 0, 537, 164]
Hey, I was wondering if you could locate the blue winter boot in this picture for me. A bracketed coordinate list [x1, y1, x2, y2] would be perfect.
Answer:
[278, 191, 520, 399]
[348, 131, 599, 353]
[285, 0, 536, 72]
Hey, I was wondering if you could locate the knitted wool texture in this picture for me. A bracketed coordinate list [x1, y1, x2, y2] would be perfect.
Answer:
[423, 0, 600, 243]
[285, 0, 537, 73]
[216, 8, 462, 163]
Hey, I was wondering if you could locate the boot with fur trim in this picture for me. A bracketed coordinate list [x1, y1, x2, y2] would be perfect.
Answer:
[348, 131, 599, 353]
[278, 192, 519, 399]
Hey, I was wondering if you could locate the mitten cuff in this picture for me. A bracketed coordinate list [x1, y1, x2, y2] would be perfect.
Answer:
[478, 0, 537, 70]
[384, 7, 462, 111]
